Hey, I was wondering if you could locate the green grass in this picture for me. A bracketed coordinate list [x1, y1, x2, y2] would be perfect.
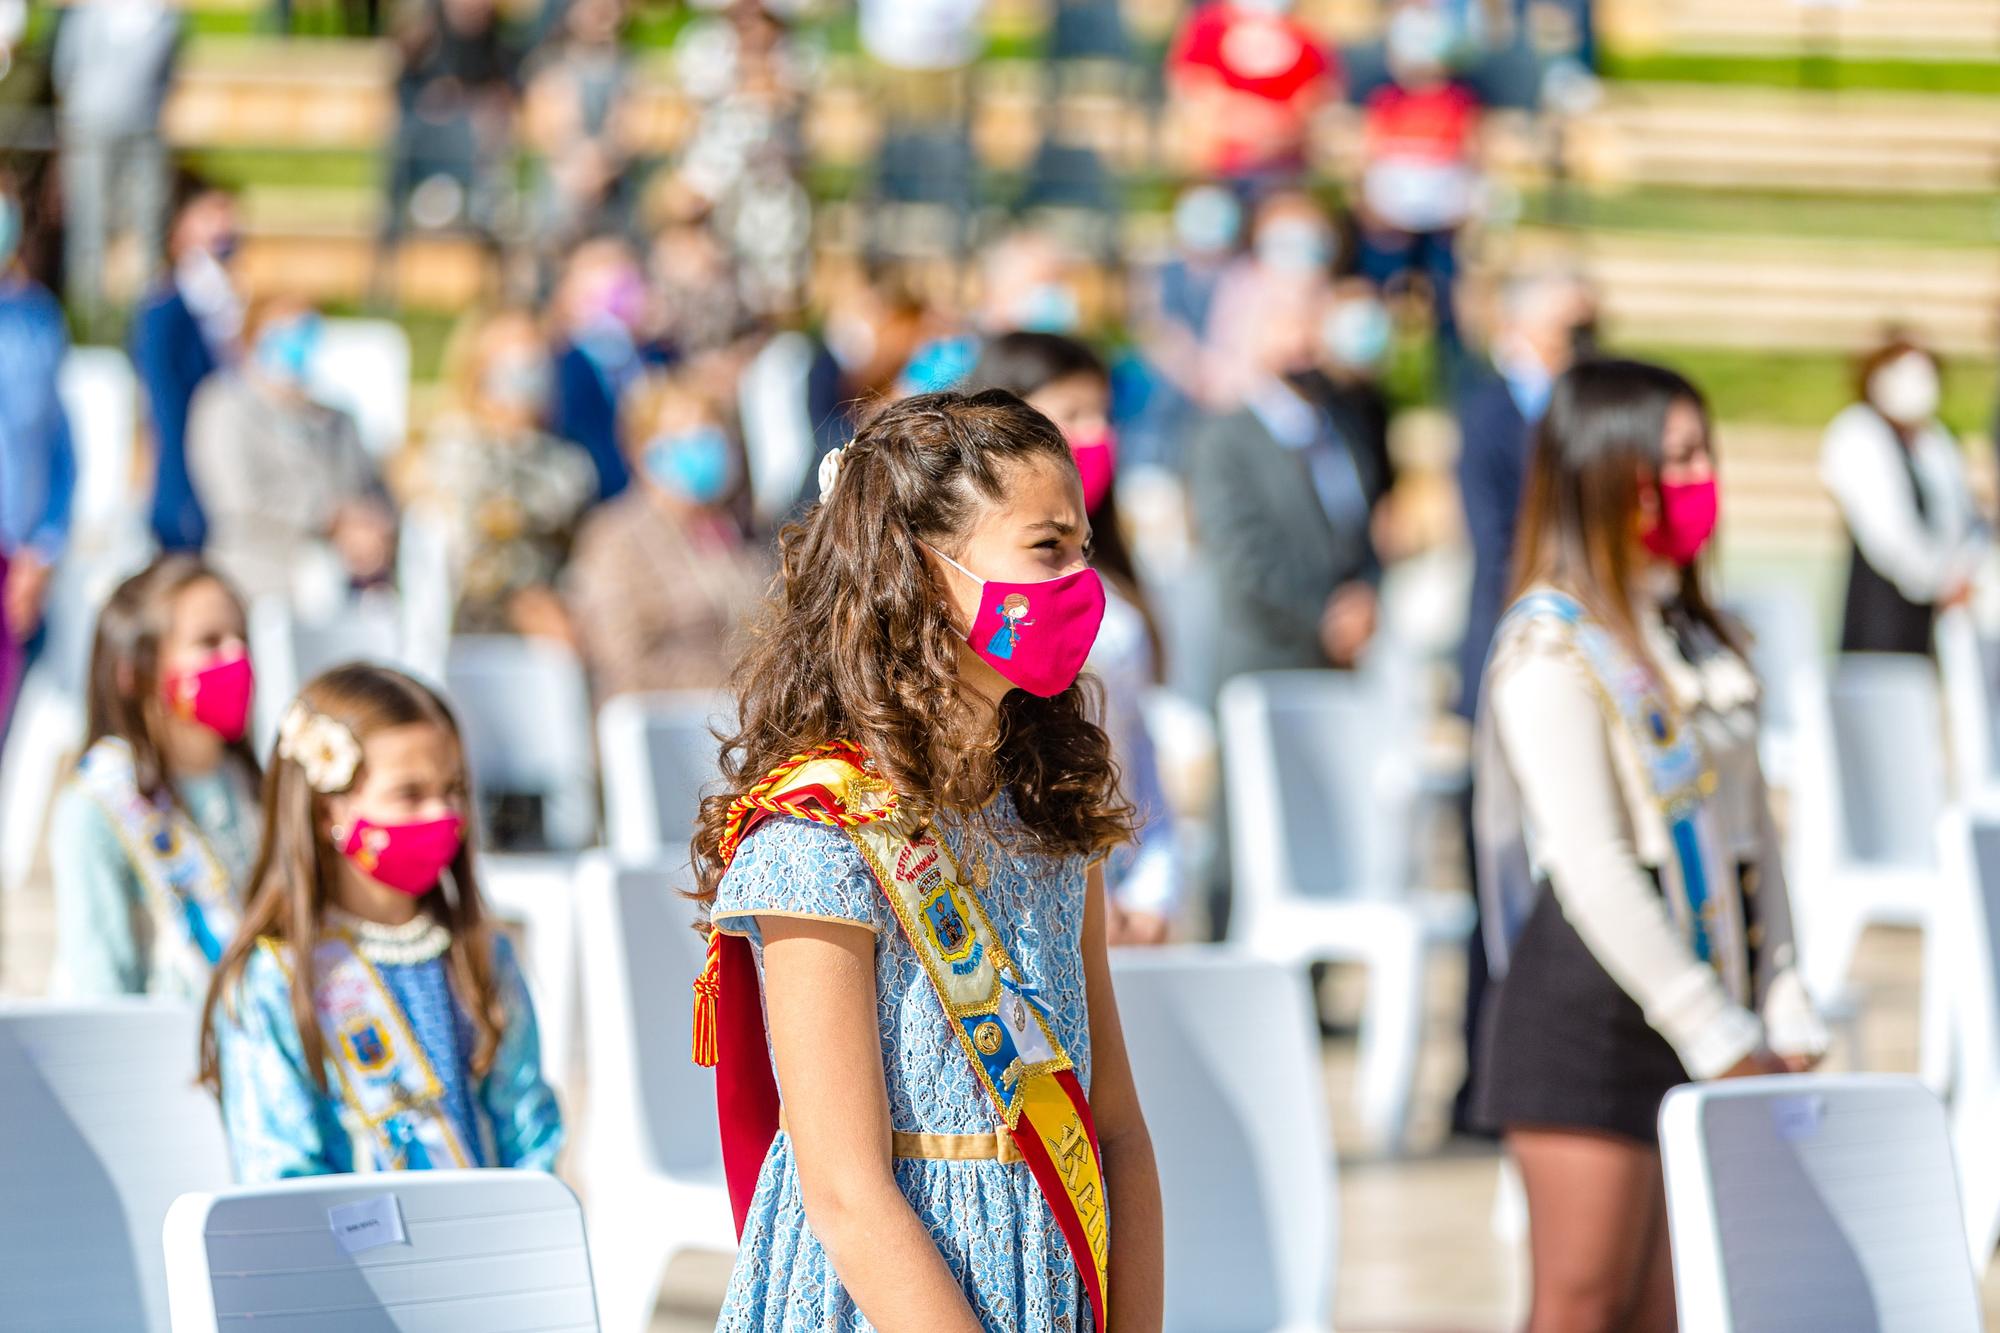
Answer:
[1604, 50, 2000, 96]
[1522, 187, 2000, 249]
[183, 148, 383, 192]
[1634, 345, 1997, 434]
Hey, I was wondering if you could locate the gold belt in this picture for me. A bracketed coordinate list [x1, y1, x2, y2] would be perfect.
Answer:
[778, 1111, 1023, 1164]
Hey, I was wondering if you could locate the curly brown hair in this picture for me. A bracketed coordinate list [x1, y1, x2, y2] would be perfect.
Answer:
[690, 389, 1135, 901]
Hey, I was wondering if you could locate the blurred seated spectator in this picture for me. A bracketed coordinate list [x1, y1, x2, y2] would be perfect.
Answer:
[565, 372, 771, 698]
[521, 0, 632, 254]
[1355, 2, 1482, 367]
[187, 297, 395, 607]
[1191, 277, 1380, 683]
[647, 194, 753, 359]
[52, 0, 178, 337]
[1454, 267, 1594, 719]
[1822, 334, 1986, 657]
[1303, 277, 1397, 521]
[386, 0, 520, 238]
[0, 169, 73, 735]
[1127, 183, 1242, 468]
[551, 234, 670, 502]
[408, 309, 598, 638]
[897, 229, 1093, 395]
[1203, 189, 1340, 408]
[132, 179, 240, 554]
[1165, 0, 1338, 182]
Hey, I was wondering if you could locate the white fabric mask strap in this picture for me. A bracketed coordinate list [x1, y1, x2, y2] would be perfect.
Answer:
[922, 542, 985, 589]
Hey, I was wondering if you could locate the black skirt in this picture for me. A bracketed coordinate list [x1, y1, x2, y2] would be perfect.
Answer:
[1474, 887, 1692, 1146]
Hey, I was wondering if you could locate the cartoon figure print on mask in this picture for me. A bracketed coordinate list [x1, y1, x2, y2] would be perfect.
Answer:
[924, 544, 1108, 697]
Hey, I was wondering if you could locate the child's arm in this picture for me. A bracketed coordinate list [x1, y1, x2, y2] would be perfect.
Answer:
[1082, 861, 1165, 1332]
[217, 948, 340, 1180]
[49, 788, 147, 996]
[482, 933, 565, 1171]
[762, 915, 984, 1333]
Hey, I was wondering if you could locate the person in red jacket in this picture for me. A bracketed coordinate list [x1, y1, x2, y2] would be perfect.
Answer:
[1166, 0, 1341, 181]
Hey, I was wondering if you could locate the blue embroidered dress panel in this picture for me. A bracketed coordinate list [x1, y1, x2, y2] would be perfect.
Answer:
[216, 930, 563, 1181]
[710, 793, 1094, 1332]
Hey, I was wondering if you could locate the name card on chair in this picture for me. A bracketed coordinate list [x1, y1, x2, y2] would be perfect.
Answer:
[328, 1194, 407, 1254]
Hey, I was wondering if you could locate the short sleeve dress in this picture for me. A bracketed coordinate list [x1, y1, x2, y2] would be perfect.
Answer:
[710, 791, 1095, 1332]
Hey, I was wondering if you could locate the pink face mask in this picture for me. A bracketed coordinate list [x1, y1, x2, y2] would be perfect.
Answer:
[337, 813, 465, 896]
[928, 547, 1106, 698]
[1069, 427, 1118, 514]
[161, 652, 254, 743]
[1641, 476, 1719, 568]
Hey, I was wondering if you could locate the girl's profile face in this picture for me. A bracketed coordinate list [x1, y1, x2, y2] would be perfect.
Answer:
[1024, 373, 1110, 444]
[1659, 398, 1712, 487]
[161, 578, 246, 680]
[329, 722, 467, 832]
[938, 454, 1091, 631]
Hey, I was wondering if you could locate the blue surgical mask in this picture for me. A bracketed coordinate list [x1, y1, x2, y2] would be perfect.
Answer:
[255, 314, 321, 387]
[1173, 186, 1242, 255]
[1323, 299, 1393, 370]
[1255, 218, 1334, 274]
[1014, 283, 1081, 335]
[644, 425, 733, 504]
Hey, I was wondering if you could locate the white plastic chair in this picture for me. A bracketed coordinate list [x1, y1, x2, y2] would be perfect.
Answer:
[1218, 670, 1473, 1153]
[248, 593, 409, 756]
[1725, 585, 1825, 788]
[59, 346, 147, 561]
[1789, 654, 1952, 1085]
[596, 690, 730, 868]
[574, 855, 734, 1333]
[480, 852, 583, 1093]
[1660, 1073, 1979, 1333]
[1110, 948, 1334, 1333]
[162, 1169, 598, 1332]
[308, 317, 412, 460]
[0, 1000, 233, 1332]
[1937, 607, 1997, 799]
[1934, 801, 2000, 1263]
[445, 635, 598, 852]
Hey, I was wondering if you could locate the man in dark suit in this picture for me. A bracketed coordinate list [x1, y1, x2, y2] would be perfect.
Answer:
[130, 183, 239, 553]
[1450, 266, 1593, 1133]
[1190, 281, 1383, 691]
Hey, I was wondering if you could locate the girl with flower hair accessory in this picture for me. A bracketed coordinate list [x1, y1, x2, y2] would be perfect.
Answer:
[198, 662, 562, 1182]
[52, 555, 260, 999]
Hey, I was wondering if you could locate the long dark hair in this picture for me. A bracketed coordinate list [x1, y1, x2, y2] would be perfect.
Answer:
[967, 331, 1164, 680]
[1512, 358, 1742, 668]
[198, 664, 505, 1096]
[81, 555, 259, 809]
[690, 390, 1136, 902]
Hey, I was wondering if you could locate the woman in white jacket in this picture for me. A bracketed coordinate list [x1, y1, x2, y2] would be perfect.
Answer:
[1821, 336, 1983, 655]
[1474, 359, 1823, 1333]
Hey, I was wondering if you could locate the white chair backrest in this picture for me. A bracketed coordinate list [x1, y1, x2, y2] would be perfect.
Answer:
[1218, 671, 1415, 912]
[1110, 949, 1334, 1331]
[309, 317, 412, 460]
[445, 635, 598, 850]
[1725, 586, 1822, 754]
[596, 691, 731, 867]
[1828, 654, 1946, 869]
[575, 856, 722, 1180]
[250, 594, 409, 753]
[163, 1169, 597, 1332]
[1939, 803, 2000, 1097]
[1938, 608, 1996, 797]
[58, 346, 141, 548]
[0, 1000, 232, 1333]
[736, 328, 818, 528]
[1660, 1074, 1979, 1333]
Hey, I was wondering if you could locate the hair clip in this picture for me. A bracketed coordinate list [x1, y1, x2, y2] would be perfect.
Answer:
[817, 445, 846, 503]
[277, 700, 362, 794]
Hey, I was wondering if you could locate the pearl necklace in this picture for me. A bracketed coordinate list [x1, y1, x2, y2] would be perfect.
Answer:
[325, 907, 453, 965]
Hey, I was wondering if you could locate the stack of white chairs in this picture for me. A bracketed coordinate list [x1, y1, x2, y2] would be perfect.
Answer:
[1218, 670, 1473, 1153]
[1936, 607, 1999, 799]
[1660, 1073, 1979, 1332]
[0, 1000, 233, 1332]
[575, 855, 735, 1333]
[164, 1170, 598, 1331]
[596, 690, 730, 870]
[1933, 802, 2000, 1263]
[1111, 949, 1334, 1332]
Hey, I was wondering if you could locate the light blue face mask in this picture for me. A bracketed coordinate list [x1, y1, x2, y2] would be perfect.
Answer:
[1173, 186, 1243, 255]
[1255, 219, 1334, 274]
[644, 425, 733, 504]
[255, 314, 322, 387]
[1324, 299, 1394, 370]
[0, 198, 20, 269]
[1015, 283, 1082, 335]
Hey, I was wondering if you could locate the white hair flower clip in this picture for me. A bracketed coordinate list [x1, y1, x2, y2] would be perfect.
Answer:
[817, 445, 847, 504]
[277, 700, 362, 794]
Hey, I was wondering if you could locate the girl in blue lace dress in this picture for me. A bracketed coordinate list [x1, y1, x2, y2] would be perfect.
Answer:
[692, 391, 1165, 1332]
[199, 663, 561, 1181]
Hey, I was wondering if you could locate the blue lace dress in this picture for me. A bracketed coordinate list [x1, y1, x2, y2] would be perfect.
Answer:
[215, 915, 563, 1181]
[711, 794, 1094, 1332]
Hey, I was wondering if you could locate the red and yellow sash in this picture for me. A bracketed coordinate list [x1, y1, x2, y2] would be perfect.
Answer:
[694, 742, 1110, 1328]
